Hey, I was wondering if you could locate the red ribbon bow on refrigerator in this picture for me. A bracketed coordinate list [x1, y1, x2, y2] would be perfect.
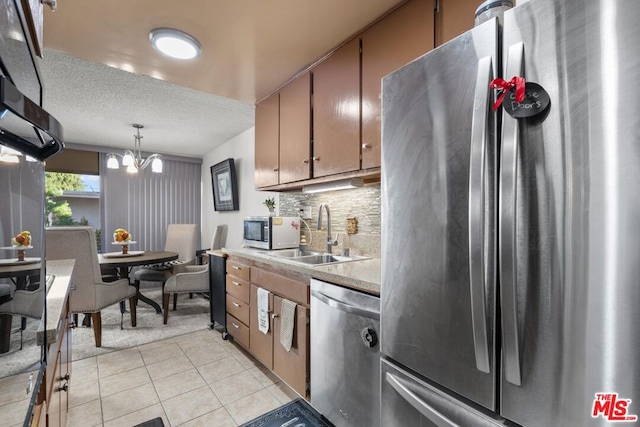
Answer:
[489, 76, 526, 110]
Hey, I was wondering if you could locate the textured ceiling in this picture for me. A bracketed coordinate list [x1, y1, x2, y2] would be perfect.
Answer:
[39, 0, 405, 157]
[39, 49, 255, 158]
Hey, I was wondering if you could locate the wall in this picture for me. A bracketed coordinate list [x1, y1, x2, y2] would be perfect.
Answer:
[280, 185, 381, 257]
[201, 127, 278, 249]
[202, 127, 382, 257]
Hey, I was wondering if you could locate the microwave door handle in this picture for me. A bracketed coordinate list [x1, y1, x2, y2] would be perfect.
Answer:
[500, 42, 524, 387]
[386, 373, 459, 427]
[468, 55, 493, 374]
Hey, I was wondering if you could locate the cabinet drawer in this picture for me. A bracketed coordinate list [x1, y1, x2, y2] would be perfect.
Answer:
[226, 294, 250, 325]
[226, 275, 250, 302]
[227, 259, 250, 281]
[251, 267, 309, 306]
[227, 313, 249, 348]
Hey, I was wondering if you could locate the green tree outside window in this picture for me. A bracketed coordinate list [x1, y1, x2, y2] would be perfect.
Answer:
[45, 172, 83, 226]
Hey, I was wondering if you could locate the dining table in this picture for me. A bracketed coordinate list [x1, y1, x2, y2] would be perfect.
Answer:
[98, 250, 178, 314]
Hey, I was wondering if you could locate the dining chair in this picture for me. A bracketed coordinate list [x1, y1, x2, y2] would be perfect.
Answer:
[133, 223, 198, 304]
[163, 224, 226, 324]
[162, 265, 209, 324]
[195, 224, 228, 264]
[45, 226, 137, 347]
[0, 280, 44, 349]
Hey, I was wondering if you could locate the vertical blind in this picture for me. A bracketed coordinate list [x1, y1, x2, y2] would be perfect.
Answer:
[100, 153, 201, 252]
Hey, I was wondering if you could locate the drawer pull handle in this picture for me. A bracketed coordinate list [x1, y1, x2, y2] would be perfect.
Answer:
[232, 322, 240, 329]
[232, 302, 241, 308]
[271, 313, 279, 320]
[59, 382, 68, 392]
[232, 281, 240, 286]
[232, 265, 242, 270]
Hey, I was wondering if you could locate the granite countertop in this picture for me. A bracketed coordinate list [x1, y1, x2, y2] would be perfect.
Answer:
[37, 259, 74, 345]
[222, 247, 380, 295]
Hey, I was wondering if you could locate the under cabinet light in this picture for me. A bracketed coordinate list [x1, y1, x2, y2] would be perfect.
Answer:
[302, 178, 364, 194]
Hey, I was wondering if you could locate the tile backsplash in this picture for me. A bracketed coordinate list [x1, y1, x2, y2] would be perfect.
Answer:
[279, 184, 381, 257]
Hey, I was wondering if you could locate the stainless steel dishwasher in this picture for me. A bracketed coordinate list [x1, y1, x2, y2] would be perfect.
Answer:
[310, 278, 380, 427]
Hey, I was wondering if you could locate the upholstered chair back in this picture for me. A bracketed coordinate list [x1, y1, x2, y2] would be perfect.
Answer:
[45, 226, 102, 312]
[211, 224, 228, 250]
[164, 224, 198, 274]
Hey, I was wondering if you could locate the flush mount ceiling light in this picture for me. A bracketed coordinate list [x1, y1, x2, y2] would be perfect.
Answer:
[149, 28, 201, 60]
[106, 124, 163, 174]
[302, 178, 364, 194]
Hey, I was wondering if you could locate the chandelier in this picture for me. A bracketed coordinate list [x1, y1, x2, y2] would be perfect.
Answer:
[106, 124, 163, 173]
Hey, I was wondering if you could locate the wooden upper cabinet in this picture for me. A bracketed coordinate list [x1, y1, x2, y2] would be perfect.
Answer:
[279, 72, 311, 184]
[361, 0, 435, 170]
[435, 0, 478, 47]
[254, 93, 280, 188]
[312, 38, 361, 178]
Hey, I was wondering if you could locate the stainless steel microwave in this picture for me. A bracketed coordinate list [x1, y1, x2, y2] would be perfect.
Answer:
[243, 216, 301, 250]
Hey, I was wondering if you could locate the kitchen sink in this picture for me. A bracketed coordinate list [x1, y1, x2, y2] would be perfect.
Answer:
[268, 249, 323, 258]
[268, 249, 370, 266]
[285, 253, 370, 266]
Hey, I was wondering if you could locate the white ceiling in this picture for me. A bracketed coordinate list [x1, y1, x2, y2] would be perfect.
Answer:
[39, 0, 405, 158]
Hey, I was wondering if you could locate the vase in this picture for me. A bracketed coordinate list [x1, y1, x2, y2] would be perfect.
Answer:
[268, 209, 276, 217]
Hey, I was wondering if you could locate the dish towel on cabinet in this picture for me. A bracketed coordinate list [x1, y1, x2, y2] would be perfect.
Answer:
[280, 298, 297, 352]
[257, 287, 270, 334]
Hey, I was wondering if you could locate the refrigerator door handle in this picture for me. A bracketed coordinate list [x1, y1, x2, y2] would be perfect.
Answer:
[311, 290, 380, 320]
[468, 55, 493, 374]
[499, 41, 525, 386]
[386, 372, 460, 427]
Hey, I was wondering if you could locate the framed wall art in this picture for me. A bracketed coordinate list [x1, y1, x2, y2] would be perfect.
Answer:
[210, 158, 239, 211]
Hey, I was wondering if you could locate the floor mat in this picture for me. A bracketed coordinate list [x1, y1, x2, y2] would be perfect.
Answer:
[133, 417, 164, 427]
[240, 398, 333, 427]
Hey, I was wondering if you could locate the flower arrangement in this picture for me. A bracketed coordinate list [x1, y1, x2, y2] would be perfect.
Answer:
[12, 230, 31, 247]
[113, 228, 131, 243]
[263, 197, 276, 211]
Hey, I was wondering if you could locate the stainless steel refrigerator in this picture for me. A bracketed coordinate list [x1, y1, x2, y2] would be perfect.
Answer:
[380, 0, 640, 426]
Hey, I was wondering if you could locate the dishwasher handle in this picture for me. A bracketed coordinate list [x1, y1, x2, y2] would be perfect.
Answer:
[311, 290, 380, 320]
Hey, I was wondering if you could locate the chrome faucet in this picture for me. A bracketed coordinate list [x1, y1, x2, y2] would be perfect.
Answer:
[318, 203, 338, 253]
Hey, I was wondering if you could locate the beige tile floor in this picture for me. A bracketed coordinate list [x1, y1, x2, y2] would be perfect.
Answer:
[67, 329, 301, 427]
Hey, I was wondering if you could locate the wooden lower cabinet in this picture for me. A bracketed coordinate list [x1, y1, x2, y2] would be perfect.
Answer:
[250, 286, 310, 397]
[226, 259, 251, 349]
[272, 295, 309, 397]
[226, 257, 311, 398]
[249, 268, 310, 398]
[40, 298, 71, 426]
[249, 285, 273, 367]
